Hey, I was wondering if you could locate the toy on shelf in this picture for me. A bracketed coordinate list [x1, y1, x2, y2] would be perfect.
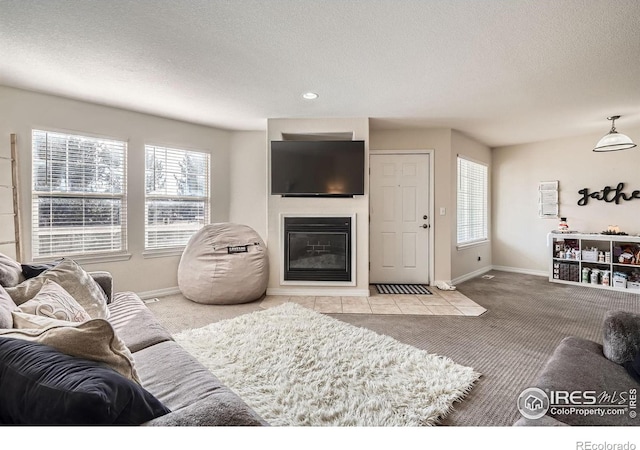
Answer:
[617, 245, 639, 265]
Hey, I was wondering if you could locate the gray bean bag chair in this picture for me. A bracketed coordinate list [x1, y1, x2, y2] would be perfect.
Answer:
[178, 223, 269, 304]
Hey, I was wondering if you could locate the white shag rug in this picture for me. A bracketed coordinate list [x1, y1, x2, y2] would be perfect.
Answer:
[173, 302, 481, 426]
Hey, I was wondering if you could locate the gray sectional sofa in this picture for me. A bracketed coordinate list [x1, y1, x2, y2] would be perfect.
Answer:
[515, 310, 640, 426]
[93, 272, 267, 426]
[0, 259, 266, 426]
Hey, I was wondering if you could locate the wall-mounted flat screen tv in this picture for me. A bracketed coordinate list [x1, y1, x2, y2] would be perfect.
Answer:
[270, 140, 365, 197]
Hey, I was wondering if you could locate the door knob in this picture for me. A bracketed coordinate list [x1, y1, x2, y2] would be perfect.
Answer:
[421, 224, 428, 229]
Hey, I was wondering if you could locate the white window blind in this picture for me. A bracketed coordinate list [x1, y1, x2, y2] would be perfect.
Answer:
[457, 156, 488, 246]
[145, 145, 210, 250]
[31, 130, 127, 258]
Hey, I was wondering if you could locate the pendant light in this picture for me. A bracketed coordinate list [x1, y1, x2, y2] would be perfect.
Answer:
[593, 115, 637, 152]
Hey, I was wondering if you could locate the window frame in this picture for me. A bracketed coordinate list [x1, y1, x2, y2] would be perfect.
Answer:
[143, 144, 211, 254]
[30, 129, 128, 261]
[456, 155, 489, 249]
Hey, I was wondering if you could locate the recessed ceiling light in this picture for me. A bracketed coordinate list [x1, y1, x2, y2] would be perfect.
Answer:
[302, 92, 319, 100]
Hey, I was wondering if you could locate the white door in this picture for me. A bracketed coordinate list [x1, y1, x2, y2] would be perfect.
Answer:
[369, 153, 430, 284]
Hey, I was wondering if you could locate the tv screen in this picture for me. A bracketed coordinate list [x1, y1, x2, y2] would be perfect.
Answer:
[270, 140, 365, 197]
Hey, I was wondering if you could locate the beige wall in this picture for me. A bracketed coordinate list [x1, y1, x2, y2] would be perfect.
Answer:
[229, 131, 268, 239]
[0, 86, 232, 294]
[369, 128, 491, 284]
[451, 130, 492, 281]
[266, 118, 370, 295]
[0, 137, 18, 260]
[369, 127, 455, 282]
[1, 84, 501, 294]
[492, 125, 640, 273]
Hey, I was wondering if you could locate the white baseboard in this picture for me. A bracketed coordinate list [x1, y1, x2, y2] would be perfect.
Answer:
[135, 267, 547, 300]
[491, 265, 548, 278]
[137, 286, 181, 300]
[451, 266, 494, 286]
[450, 265, 547, 286]
[267, 287, 370, 297]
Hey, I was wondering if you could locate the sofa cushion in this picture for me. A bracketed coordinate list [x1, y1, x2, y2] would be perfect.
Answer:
[107, 292, 173, 353]
[532, 336, 638, 426]
[18, 279, 91, 322]
[2, 312, 140, 383]
[134, 340, 266, 426]
[144, 393, 267, 426]
[0, 337, 170, 425]
[134, 340, 228, 409]
[89, 271, 113, 303]
[603, 310, 640, 364]
[0, 253, 24, 288]
[5, 259, 109, 319]
[0, 285, 19, 328]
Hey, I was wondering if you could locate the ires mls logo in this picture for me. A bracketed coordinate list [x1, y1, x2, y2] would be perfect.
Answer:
[517, 388, 550, 420]
[517, 388, 638, 420]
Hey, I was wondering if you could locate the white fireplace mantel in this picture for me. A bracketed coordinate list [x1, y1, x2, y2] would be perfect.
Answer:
[277, 212, 357, 289]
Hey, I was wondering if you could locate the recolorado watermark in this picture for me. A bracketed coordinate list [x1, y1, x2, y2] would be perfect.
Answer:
[576, 442, 636, 450]
[517, 387, 637, 421]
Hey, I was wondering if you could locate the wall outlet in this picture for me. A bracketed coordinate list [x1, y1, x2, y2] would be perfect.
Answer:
[440, 207, 446, 216]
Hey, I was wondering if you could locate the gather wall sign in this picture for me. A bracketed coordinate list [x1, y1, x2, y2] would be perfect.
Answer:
[577, 182, 640, 206]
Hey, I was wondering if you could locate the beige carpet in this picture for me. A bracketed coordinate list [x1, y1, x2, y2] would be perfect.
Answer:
[146, 271, 640, 425]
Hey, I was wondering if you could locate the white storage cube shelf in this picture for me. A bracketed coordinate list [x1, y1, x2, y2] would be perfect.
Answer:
[548, 232, 640, 295]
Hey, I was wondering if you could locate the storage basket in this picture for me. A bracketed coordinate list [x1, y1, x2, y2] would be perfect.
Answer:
[581, 250, 598, 262]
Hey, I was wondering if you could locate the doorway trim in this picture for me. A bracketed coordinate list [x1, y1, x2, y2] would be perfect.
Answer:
[369, 149, 435, 285]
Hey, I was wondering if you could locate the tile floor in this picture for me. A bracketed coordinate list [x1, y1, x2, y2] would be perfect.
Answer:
[259, 285, 487, 316]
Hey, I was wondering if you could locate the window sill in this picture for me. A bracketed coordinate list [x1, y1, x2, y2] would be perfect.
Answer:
[142, 248, 185, 259]
[456, 240, 490, 251]
[33, 253, 132, 265]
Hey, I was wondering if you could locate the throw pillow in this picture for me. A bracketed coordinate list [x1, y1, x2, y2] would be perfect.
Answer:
[21, 262, 57, 279]
[0, 285, 19, 329]
[0, 337, 170, 425]
[3, 312, 140, 383]
[602, 310, 640, 364]
[5, 258, 109, 319]
[18, 279, 91, 322]
[0, 252, 24, 288]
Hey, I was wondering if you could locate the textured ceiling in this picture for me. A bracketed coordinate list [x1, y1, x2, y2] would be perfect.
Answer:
[1, 0, 639, 147]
